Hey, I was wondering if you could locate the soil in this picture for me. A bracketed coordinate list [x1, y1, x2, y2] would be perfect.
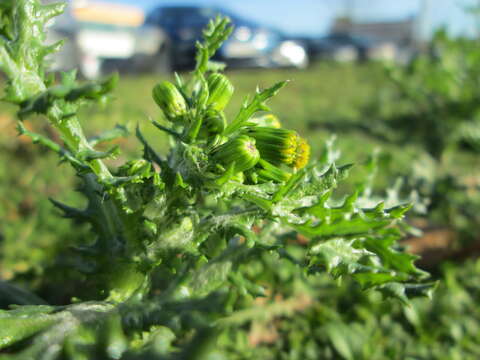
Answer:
[403, 227, 480, 269]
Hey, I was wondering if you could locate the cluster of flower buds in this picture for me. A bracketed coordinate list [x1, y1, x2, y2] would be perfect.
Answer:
[209, 116, 310, 184]
[151, 73, 310, 184]
[151, 75, 234, 142]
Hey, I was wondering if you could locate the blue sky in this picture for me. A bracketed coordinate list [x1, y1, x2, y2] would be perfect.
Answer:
[111, 0, 478, 37]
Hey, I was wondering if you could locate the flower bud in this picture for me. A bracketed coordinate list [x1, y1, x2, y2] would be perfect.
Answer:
[152, 81, 187, 120]
[212, 135, 260, 173]
[207, 73, 234, 111]
[293, 137, 310, 169]
[253, 114, 282, 128]
[248, 126, 299, 166]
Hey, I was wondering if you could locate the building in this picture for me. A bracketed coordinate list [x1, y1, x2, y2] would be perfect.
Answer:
[332, 16, 417, 47]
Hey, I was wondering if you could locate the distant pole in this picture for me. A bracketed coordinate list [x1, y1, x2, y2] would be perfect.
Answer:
[343, 0, 355, 20]
[339, 0, 355, 34]
[416, 0, 431, 45]
[474, 0, 480, 37]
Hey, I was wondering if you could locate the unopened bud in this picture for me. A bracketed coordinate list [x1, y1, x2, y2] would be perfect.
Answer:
[212, 135, 260, 173]
[207, 73, 234, 111]
[248, 126, 299, 166]
[152, 81, 187, 120]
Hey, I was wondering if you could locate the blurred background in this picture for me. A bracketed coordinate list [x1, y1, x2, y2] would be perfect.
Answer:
[3, 0, 480, 358]
[45, 0, 475, 78]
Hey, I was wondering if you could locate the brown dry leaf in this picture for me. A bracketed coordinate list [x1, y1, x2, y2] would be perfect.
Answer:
[404, 227, 456, 254]
[0, 114, 13, 130]
[248, 321, 278, 347]
[403, 227, 457, 267]
[296, 233, 309, 245]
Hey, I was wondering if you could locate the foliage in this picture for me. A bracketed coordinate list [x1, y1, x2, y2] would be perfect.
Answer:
[219, 256, 480, 360]
[312, 29, 480, 242]
[377, 30, 480, 239]
[0, 1, 431, 358]
[358, 29, 480, 158]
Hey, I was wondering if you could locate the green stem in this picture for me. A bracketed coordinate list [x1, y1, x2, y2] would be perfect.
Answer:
[185, 112, 204, 142]
[46, 105, 112, 182]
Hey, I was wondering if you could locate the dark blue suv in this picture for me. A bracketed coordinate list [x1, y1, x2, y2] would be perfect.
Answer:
[144, 5, 308, 70]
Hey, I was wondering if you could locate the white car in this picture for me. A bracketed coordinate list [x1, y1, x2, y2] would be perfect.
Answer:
[46, 0, 169, 78]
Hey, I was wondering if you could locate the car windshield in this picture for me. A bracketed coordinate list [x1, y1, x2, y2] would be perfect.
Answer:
[146, 6, 261, 29]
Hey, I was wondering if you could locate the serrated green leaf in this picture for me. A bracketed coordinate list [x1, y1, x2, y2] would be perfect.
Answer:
[224, 81, 289, 135]
[377, 282, 436, 305]
[0, 307, 57, 349]
[309, 238, 374, 275]
[363, 231, 427, 278]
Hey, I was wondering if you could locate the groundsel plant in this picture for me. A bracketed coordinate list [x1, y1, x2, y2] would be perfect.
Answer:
[0, 1, 432, 359]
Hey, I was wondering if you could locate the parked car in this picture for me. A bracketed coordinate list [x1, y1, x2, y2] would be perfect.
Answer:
[310, 33, 397, 62]
[310, 33, 370, 62]
[46, 0, 169, 78]
[143, 5, 309, 70]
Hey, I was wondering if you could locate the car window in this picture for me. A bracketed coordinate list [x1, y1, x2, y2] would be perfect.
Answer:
[178, 8, 216, 27]
[145, 9, 161, 25]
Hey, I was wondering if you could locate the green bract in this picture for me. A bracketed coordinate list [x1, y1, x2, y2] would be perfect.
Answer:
[0, 2, 432, 359]
[256, 158, 292, 182]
